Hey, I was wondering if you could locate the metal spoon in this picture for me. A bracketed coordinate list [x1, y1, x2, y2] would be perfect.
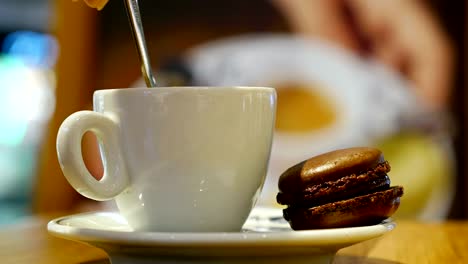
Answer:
[124, 0, 157, 87]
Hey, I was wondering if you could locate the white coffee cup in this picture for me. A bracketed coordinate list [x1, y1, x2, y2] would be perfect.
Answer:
[56, 87, 276, 232]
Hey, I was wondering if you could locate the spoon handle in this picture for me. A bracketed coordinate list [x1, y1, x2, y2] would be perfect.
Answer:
[124, 0, 157, 87]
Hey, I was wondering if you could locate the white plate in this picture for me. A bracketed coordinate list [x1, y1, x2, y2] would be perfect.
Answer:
[48, 207, 395, 264]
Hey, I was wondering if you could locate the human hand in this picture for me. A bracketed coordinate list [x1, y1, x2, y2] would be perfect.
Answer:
[273, 0, 454, 111]
[73, 0, 109, 10]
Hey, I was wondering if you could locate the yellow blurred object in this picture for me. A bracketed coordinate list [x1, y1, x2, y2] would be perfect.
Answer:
[275, 84, 338, 132]
[377, 132, 453, 220]
[73, 0, 109, 10]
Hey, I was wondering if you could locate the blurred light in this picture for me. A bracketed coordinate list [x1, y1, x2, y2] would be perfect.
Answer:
[0, 55, 56, 146]
[2, 31, 58, 69]
[0, 56, 28, 145]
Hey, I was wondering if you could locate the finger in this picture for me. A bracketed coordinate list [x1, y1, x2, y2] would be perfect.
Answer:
[272, 0, 361, 51]
[83, 0, 109, 10]
[407, 42, 454, 111]
[346, 0, 391, 42]
[372, 36, 406, 73]
[395, 3, 454, 110]
[349, 0, 454, 110]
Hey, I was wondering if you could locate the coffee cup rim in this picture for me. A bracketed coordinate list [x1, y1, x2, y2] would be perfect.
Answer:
[94, 86, 276, 96]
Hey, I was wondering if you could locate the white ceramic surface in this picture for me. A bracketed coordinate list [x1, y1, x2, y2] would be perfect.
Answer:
[56, 87, 276, 232]
[48, 207, 395, 264]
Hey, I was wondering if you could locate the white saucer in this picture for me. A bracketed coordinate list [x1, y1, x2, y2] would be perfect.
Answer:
[48, 207, 395, 264]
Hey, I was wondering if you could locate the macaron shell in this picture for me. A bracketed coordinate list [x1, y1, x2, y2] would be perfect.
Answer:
[284, 186, 403, 230]
[278, 147, 384, 193]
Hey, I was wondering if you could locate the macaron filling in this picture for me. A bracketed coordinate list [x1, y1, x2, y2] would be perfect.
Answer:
[277, 161, 391, 208]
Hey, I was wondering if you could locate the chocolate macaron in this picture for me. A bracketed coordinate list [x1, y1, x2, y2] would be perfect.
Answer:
[277, 147, 403, 230]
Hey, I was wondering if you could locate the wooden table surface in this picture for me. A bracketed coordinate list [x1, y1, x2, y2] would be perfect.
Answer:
[1, 215, 467, 264]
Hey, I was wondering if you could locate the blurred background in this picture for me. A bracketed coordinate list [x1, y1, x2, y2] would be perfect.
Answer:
[0, 0, 465, 225]
[0, 0, 56, 224]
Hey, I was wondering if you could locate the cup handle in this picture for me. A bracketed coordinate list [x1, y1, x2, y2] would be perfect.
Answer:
[56, 111, 129, 201]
